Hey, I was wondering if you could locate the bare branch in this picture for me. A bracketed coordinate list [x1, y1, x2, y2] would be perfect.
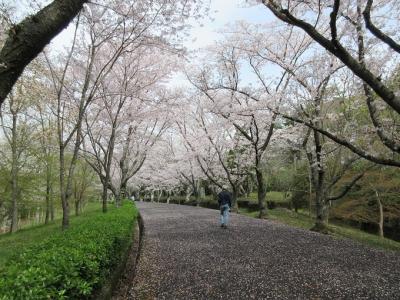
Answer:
[363, 0, 400, 54]
[262, 0, 400, 114]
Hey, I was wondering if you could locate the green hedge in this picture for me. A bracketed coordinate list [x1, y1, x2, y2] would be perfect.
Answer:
[0, 202, 137, 300]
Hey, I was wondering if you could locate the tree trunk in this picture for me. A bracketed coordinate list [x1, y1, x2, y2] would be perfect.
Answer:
[115, 185, 122, 207]
[59, 147, 69, 230]
[65, 126, 83, 215]
[117, 126, 137, 206]
[308, 168, 313, 216]
[374, 189, 384, 238]
[61, 192, 69, 229]
[0, 200, 4, 231]
[115, 194, 121, 208]
[174, 190, 181, 204]
[103, 123, 118, 211]
[118, 179, 128, 206]
[45, 163, 51, 224]
[256, 168, 267, 218]
[9, 175, 18, 233]
[378, 197, 384, 238]
[101, 180, 108, 213]
[239, 184, 246, 197]
[195, 192, 200, 206]
[0, 0, 88, 105]
[185, 188, 191, 202]
[157, 190, 163, 203]
[193, 181, 200, 206]
[58, 37, 92, 228]
[45, 188, 50, 224]
[231, 186, 239, 213]
[247, 176, 253, 197]
[59, 126, 82, 228]
[310, 129, 329, 233]
[75, 199, 80, 216]
[50, 185, 54, 221]
[9, 114, 18, 233]
[311, 188, 329, 233]
[35, 207, 40, 224]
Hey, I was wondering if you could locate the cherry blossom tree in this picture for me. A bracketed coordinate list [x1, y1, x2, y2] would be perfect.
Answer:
[31, 62, 58, 224]
[0, 54, 67, 232]
[0, 67, 39, 232]
[260, 0, 400, 113]
[131, 133, 187, 203]
[111, 114, 168, 204]
[0, 0, 210, 230]
[83, 49, 147, 212]
[288, 59, 373, 231]
[169, 138, 205, 204]
[175, 94, 252, 210]
[185, 24, 306, 217]
[0, 0, 209, 105]
[205, 21, 384, 230]
[43, 0, 199, 228]
[256, 0, 400, 167]
[84, 70, 172, 210]
[44, 6, 135, 227]
[0, 0, 88, 104]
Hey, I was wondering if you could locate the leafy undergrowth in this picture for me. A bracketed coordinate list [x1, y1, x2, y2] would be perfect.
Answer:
[329, 223, 400, 252]
[239, 208, 400, 252]
[0, 202, 102, 268]
[331, 169, 400, 227]
[244, 191, 288, 203]
[0, 202, 137, 300]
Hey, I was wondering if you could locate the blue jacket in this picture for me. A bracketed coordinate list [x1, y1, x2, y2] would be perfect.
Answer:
[218, 190, 232, 207]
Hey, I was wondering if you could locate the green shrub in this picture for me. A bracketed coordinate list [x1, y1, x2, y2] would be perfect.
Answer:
[0, 202, 137, 300]
[291, 190, 309, 212]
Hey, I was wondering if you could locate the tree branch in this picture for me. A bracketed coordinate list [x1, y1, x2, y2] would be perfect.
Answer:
[222, 86, 400, 167]
[363, 0, 400, 54]
[328, 171, 367, 201]
[329, 0, 340, 44]
[0, 0, 88, 104]
[262, 0, 400, 114]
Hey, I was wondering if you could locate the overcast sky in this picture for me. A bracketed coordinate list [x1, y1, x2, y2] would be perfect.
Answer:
[167, 0, 274, 87]
[8, 0, 275, 88]
[48, 0, 273, 52]
[7, 0, 273, 51]
[187, 0, 272, 49]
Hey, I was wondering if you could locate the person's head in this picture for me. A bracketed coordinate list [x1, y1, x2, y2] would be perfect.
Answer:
[222, 184, 229, 191]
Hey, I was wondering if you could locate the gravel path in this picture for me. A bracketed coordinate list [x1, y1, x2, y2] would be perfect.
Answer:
[127, 202, 400, 299]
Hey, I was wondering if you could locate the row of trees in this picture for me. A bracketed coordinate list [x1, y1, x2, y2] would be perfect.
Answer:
[0, 0, 399, 234]
[138, 0, 399, 232]
[0, 0, 207, 232]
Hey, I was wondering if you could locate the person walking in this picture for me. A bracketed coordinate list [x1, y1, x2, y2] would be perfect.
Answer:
[218, 185, 232, 229]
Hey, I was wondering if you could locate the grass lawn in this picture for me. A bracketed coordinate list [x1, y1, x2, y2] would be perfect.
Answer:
[242, 191, 288, 203]
[0, 201, 102, 269]
[239, 207, 400, 252]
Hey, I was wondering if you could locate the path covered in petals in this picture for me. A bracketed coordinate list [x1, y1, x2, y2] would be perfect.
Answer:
[127, 202, 400, 299]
